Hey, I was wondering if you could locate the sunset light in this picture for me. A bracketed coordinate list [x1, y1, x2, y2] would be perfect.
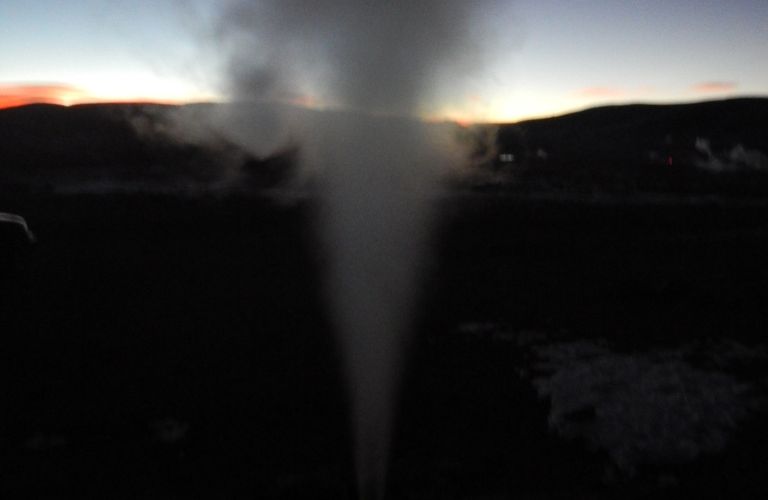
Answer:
[0, 80, 219, 110]
[0, 84, 89, 109]
[2, 2, 768, 499]
[0, 1, 765, 120]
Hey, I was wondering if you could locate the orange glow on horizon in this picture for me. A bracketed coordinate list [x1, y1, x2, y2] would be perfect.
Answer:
[422, 113, 478, 127]
[0, 83, 97, 109]
[0, 83, 205, 110]
[0, 84, 90, 109]
[452, 117, 474, 127]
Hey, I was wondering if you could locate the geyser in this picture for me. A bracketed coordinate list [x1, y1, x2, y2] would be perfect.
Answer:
[185, 1, 506, 497]
[307, 112, 452, 499]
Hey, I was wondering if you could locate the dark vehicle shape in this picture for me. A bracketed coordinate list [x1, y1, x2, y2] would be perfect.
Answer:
[0, 212, 35, 281]
[0, 212, 34, 320]
[0, 212, 35, 244]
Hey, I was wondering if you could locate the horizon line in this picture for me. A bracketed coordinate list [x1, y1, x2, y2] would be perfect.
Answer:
[1, 95, 766, 126]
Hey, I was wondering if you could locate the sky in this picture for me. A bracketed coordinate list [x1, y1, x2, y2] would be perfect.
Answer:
[1, 0, 766, 122]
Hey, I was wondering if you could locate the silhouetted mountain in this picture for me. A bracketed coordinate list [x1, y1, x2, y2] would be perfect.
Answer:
[2, 99, 767, 196]
[0, 103, 292, 193]
[491, 98, 768, 195]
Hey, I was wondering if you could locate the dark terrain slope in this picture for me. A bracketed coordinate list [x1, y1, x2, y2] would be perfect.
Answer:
[493, 98, 768, 193]
[0, 103, 292, 191]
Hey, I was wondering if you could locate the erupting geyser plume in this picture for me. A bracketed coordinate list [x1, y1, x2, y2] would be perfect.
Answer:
[185, 1, 507, 497]
[308, 113, 452, 500]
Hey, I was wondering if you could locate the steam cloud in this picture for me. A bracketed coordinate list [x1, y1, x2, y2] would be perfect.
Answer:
[183, 1, 505, 497]
[217, 1, 484, 117]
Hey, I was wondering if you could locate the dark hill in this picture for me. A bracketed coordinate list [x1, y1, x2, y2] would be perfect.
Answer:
[0, 103, 291, 193]
[507, 98, 767, 158]
[0, 103, 169, 169]
[492, 98, 768, 194]
[2, 98, 767, 195]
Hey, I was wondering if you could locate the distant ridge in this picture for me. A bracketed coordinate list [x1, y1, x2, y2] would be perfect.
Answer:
[509, 97, 768, 123]
[0, 102, 279, 194]
[496, 97, 768, 168]
[1, 99, 767, 196]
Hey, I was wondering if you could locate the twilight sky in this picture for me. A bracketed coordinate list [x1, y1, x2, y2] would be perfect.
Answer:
[1, 0, 766, 122]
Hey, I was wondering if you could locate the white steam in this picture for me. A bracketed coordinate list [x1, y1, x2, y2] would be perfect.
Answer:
[695, 137, 768, 172]
[307, 112, 455, 499]
[168, 1, 509, 497]
[215, 1, 488, 117]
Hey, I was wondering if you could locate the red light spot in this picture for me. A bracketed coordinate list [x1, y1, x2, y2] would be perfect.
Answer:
[666, 156, 673, 166]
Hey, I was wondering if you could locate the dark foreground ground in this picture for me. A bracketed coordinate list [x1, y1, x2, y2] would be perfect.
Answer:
[1, 191, 768, 499]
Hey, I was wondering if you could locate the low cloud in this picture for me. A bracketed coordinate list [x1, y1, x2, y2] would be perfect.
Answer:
[692, 81, 738, 94]
[0, 83, 88, 109]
